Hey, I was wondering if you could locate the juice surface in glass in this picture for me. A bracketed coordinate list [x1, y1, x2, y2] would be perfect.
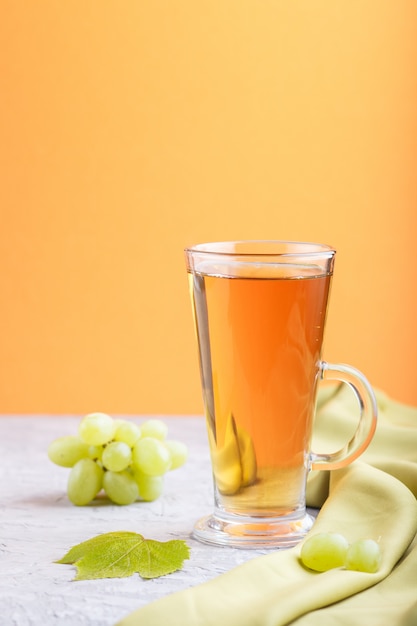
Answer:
[190, 262, 331, 516]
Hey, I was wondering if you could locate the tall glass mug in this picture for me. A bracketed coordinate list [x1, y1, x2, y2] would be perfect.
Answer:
[185, 241, 378, 548]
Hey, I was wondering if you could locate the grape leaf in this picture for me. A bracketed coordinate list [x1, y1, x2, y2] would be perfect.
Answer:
[56, 531, 190, 580]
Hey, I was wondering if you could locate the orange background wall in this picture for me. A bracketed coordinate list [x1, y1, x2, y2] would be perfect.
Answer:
[1, 1, 416, 415]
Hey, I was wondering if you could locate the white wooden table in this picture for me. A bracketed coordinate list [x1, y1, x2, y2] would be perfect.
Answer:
[0, 416, 274, 626]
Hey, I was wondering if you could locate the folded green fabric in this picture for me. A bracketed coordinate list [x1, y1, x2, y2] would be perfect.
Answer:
[117, 387, 417, 626]
[308, 385, 417, 506]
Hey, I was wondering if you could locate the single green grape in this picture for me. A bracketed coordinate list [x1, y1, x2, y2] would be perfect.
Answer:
[113, 420, 142, 447]
[87, 444, 104, 461]
[133, 469, 164, 501]
[345, 539, 381, 573]
[102, 441, 132, 472]
[103, 470, 139, 505]
[164, 440, 188, 470]
[48, 436, 90, 467]
[140, 419, 168, 441]
[67, 458, 103, 505]
[78, 412, 115, 446]
[300, 532, 349, 572]
[132, 437, 171, 476]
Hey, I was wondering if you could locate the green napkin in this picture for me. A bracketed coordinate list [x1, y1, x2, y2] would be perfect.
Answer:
[117, 386, 417, 626]
[308, 385, 417, 506]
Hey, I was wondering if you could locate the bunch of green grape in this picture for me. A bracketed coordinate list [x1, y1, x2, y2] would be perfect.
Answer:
[300, 532, 382, 574]
[48, 412, 188, 506]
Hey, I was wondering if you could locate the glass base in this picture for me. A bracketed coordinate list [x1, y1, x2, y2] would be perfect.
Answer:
[192, 511, 315, 549]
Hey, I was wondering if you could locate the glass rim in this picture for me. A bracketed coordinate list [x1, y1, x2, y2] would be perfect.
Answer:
[184, 240, 336, 258]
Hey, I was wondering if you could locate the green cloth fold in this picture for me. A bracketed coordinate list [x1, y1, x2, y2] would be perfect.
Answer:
[117, 386, 417, 626]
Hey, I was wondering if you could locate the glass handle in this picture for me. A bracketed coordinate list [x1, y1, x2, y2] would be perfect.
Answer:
[311, 361, 378, 470]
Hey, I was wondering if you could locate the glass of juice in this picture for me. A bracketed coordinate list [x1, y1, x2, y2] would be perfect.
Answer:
[185, 241, 377, 548]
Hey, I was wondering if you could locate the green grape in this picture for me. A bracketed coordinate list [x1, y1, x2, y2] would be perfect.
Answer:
[164, 440, 188, 470]
[140, 419, 168, 441]
[345, 539, 381, 573]
[132, 437, 171, 476]
[87, 444, 104, 461]
[133, 469, 164, 502]
[48, 436, 90, 467]
[79, 412, 115, 446]
[102, 441, 132, 472]
[103, 470, 139, 505]
[300, 532, 349, 572]
[113, 420, 142, 447]
[67, 458, 103, 505]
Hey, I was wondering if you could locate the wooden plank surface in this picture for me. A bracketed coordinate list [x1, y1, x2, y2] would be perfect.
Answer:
[0, 416, 272, 625]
